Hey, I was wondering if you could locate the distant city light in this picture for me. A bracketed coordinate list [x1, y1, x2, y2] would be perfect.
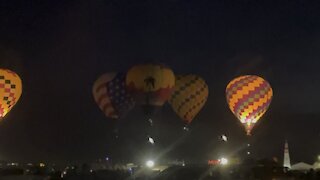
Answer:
[106, 157, 109, 161]
[219, 158, 228, 165]
[247, 144, 251, 147]
[39, 163, 45, 167]
[247, 151, 251, 155]
[183, 127, 189, 131]
[146, 160, 155, 168]
[7, 163, 18, 166]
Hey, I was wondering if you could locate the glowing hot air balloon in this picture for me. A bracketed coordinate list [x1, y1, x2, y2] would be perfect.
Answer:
[93, 73, 135, 119]
[169, 75, 209, 124]
[0, 69, 22, 118]
[126, 64, 175, 115]
[226, 75, 273, 135]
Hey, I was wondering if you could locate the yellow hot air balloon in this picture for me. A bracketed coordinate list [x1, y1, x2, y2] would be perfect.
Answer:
[0, 69, 22, 118]
[169, 75, 209, 124]
[126, 64, 175, 109]
[226, 75, 273, 135]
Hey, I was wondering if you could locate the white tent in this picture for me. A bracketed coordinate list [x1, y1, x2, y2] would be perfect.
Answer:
[291, 162, 313, 171]
[313, 162, 320, 170]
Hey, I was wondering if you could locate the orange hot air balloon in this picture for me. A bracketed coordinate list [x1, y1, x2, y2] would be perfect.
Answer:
[126, 64, 175, 115]
[226, 75, 273, 135]
[0, 69, 22, 119]
[169, 75, 209, 124]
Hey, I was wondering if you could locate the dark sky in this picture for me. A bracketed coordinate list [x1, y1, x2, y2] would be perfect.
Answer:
[0, 0, 320, 164]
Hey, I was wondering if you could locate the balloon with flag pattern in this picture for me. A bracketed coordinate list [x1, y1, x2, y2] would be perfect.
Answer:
[93, 72, 135, 119]
[0, 69, 22, 119]
[226, 75, 273, 135]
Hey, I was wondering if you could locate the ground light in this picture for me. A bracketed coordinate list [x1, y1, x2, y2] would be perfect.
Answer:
[146, 160, 155, 168]
[219, 158, 228, 165]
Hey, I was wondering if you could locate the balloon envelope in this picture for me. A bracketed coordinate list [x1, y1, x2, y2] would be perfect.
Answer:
[0, 69, 22, 118]
[126, 64, 175, 115]
[93, 73, 135, 119]
[226, 75, 273, 135]
[169, 75, 209, 124]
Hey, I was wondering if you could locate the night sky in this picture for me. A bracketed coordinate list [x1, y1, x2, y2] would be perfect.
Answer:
[0, 0, 320, 165]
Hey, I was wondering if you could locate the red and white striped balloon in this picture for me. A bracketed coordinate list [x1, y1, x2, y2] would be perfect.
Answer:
[93, 73, 134, 119]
